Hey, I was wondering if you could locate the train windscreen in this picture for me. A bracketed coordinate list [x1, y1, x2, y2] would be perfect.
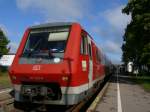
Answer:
[19, 27, 70, 64]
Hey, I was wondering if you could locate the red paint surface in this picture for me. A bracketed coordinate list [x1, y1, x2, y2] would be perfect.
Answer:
[9, 23, 111, 88]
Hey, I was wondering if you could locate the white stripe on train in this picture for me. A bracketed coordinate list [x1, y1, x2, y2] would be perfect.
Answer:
[61, 75, 104, 94]
[13, 75, 105, 94]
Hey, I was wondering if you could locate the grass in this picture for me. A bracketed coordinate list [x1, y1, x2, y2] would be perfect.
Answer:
[0, 71, 12, 89]
[132, 75, 150, 92]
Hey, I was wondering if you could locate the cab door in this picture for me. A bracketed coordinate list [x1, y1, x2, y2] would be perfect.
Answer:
[87, 35, 93, 88]
[80, 31, 93, 89]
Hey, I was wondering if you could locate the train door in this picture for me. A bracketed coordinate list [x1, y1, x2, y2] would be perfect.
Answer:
[80, 31, 89, 88]
[80, 31, 93, 89]
[87, 35, 93, 88]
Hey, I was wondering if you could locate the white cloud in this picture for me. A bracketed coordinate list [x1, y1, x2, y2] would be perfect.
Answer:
[102, 5, 131, 31]
[91, 5, 131, 44]
[102, 41, 122, 64]
[110, 56, 122, 64]
[102, 40, 121, 54]
[0, 24, 9, 37]
[90, 5, 131, 64]
[33, 21, 41, 25]
[16, 0, 89, 21]
[97, 39, 122, 64]
[91, 26, 108, 38]
[9, 42, 19, 53]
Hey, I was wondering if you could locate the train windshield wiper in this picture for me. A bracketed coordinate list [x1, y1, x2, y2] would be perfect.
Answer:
[23, 39, 42, 57]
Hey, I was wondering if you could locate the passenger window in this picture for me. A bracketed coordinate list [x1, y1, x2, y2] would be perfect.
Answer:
[80, 35, 88, 55]
[88, 44, 92, 59]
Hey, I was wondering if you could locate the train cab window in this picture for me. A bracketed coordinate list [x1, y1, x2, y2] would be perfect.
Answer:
[88, 44, 92, 59]
[87, 35, 92, 59]
[80, 35, 88, 55]
[19, 27, 70, 64]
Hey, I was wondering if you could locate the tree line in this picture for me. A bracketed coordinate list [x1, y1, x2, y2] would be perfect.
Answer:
[0, 28, 9, 57]
[122, 0, 150, 73]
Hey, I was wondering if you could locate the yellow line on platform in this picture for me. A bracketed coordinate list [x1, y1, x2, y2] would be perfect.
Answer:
[86, 82, 110, 112]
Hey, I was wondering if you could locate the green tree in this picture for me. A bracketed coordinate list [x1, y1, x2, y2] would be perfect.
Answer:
[122, 0, 150, 71]
[0, 28, 10, 57]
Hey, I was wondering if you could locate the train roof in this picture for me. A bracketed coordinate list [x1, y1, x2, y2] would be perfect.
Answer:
[30, 22, 73, 29]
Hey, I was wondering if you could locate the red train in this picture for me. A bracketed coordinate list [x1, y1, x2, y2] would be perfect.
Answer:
[9, 22, 113, 109]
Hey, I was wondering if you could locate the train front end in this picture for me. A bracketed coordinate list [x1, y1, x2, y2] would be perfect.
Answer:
[9, 23, 81, 107]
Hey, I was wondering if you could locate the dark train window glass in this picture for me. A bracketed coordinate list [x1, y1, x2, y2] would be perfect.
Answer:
[23, 31, 68, 55]
[80, 35, 88, 55]
[88, 44, 92, 58]
[80, 37, 84, 54]
[19, 27, 70, 64]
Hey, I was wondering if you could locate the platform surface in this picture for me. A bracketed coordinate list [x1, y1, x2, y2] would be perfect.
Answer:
[95, 74, 150, 112]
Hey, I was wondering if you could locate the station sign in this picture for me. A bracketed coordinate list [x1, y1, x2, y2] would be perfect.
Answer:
[0, 55, 15, 67]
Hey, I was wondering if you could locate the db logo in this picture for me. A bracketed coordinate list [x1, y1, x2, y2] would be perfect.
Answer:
[32, 65, 41, 71]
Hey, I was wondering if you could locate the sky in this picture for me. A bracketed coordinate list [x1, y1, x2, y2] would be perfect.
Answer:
[0, 0, 131, 64]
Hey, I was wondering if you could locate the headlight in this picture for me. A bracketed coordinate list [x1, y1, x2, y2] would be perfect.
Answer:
[12, 75, 16, 80]
[62, 76, 69, 81]
[24, 88, 32, 94]
[22, 87, 37, 96]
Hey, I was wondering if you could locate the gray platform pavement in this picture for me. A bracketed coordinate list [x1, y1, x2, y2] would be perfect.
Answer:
[95, 74, 150, 112]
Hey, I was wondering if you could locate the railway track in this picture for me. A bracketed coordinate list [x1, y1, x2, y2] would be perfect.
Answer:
[0, 76, 110, 112]
[0, 88, 14, 112]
